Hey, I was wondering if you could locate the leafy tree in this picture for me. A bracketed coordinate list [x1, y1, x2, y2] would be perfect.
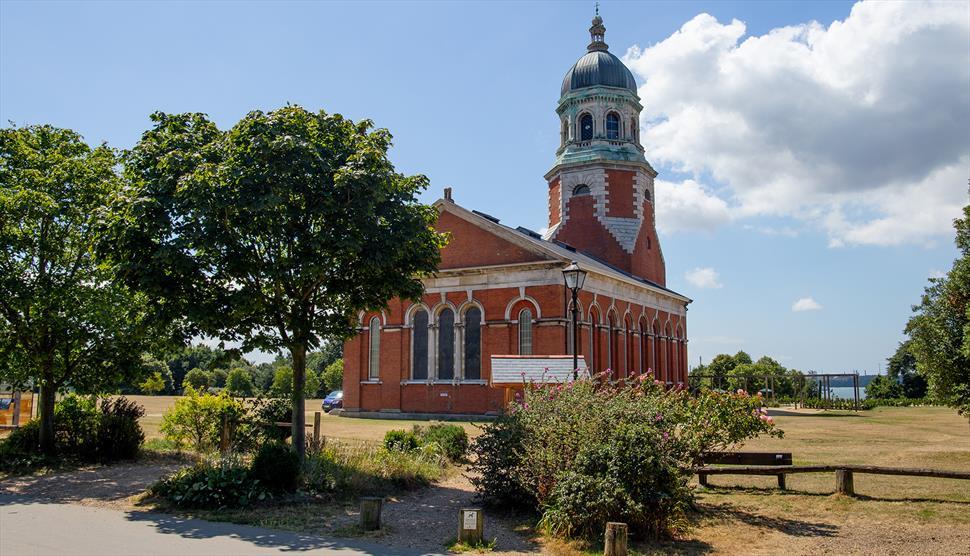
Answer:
[321, 358, 344, 393]
[105, 106, 445, 458]
[733, 351, 753, 367]
[209, 368, 228, 388]
[702, 353, 737, 389]
[0, 125, 162, 453]
[140, 355, 174, 393]
[906, 195, 970, 418]
[183, 368, 210, 391]
[140, 372, 166, 395]
[886, 340, 927, 398]
[866, 374, 903, 400]
[165, 344, 224, 391]
[270, 366, 320, 398]
[224, 367, 254, 397]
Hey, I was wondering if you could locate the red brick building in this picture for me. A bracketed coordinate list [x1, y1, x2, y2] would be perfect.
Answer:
[342, 16, 691, 416]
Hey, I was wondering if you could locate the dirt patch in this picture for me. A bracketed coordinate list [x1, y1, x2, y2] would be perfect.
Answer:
[0, 460, 182, 510]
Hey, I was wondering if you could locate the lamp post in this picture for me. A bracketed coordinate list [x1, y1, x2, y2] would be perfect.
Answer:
[562, 261, 588, 381]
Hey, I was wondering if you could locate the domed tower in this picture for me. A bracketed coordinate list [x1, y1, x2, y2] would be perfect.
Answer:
[544, 14, 666, 286]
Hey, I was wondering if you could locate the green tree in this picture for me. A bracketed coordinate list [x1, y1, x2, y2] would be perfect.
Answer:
[886, 340, 927, 398]
[105, 106, 445, 459]
[866, 375, 903, 399]
[906, 196, 970, 417]
[0, 125, 162, 454]
[321, 358, 344, 393]
[703, 353, 738, 389]
[183, 368, 210, 391]
[165, 344, 223, 391]
[140, 355, 174, 393]
[224, 367, 254, 397]
[140, 372, 166, 395]
[270, 366, 320, 398]
[209, 368, 228, 388]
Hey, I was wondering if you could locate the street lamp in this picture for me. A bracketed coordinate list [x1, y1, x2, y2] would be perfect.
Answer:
[562, 261, 588, 381]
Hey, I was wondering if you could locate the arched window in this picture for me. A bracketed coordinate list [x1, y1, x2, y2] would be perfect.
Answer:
[463, 307, 482, 380]
[518, 308, 533, 355]
[608, 314, 618, 374]
[412, 309, 429, 380]
[368, 317, 381, 380]
[644, 189, 651, 202]
[437, 308, 455, 380]
[572, 184, 590, 196]
[606, 112, 620, 140]
[560, 118, 569, 145]
[580, 114, 593, 141]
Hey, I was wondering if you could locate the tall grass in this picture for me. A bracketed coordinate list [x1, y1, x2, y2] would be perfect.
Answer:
[302, 438, 448, 498]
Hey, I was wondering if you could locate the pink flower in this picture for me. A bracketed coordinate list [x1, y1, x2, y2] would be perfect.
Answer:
[662, 431, 670, 440]
[760, 407, 769, 415]
[655, 413, 663, 422]
[737, 389, 746, 396]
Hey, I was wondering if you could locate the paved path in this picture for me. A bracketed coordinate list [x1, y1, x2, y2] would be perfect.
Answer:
[0, 497, 438, 556]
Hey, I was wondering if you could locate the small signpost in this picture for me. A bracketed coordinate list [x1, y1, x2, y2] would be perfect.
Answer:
[458, 508, 484, 544]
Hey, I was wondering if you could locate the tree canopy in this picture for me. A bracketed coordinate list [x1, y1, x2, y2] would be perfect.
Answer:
[0, 124, 163, 452]
[906, 194, 970, 417]
[104, 106, 446, 457]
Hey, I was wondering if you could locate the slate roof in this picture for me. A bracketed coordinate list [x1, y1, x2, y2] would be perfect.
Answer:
[561, 50, 637, 97]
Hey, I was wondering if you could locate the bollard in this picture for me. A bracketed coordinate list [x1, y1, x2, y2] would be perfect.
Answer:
[360, 497, 383, 531]
[835, 469, 854, 496]
[604, 522, 628, 556]
[458, 508, 484, 544]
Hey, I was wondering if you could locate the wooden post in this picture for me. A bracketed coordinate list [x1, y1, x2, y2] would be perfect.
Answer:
[698, 473, 709, 487]
[313, 411, 321, 449]
[604, 522, 628, 556]
[220, 414, 230, 454]
[835, 469, 854, 496]
[458, 508, 484, 545]
[11, 391, 21, 427]
[777, 474, 786, 490]
[360, 497, 383, 531]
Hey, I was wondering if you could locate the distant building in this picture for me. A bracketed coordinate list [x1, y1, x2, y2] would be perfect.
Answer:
[342, 15, 691, 416]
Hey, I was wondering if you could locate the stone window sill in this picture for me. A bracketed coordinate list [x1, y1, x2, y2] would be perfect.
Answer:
[360, 380, 382, 385]
[401, 380, 488, 386]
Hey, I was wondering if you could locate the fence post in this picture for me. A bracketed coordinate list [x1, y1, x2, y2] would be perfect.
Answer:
[458, 508, 484, 545]
[604, 522, 628, 556]
[313, 411, 321, 448]
[698, 472, 709, 487]
[220, 414, 230, 454]
[11, 391, 21, 427]
[835, 469, 854, 496]
[360, 497, 383, 531]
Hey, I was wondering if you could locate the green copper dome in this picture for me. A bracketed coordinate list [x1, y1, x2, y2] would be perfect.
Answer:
[560, 50, 637, 97]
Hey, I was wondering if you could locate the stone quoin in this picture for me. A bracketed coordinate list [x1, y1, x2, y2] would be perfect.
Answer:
[342, 15, 691, 416]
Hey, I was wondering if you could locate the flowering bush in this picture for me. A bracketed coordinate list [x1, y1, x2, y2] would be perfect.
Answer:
[159, 386, 245, 452]
[471, 372, 782, 540]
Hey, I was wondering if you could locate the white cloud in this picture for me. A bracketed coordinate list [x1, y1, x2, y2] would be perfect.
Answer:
[792, 297, 823, 312]
[655, 179, 732, 233]
[685, 267, 723, 289]
[929, 269, 946, 279]
[625, 1, 970, 246]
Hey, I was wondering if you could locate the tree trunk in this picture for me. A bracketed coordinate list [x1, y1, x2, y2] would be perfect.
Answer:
[38, 380, 57, 455]
[291, 344, 307, 461]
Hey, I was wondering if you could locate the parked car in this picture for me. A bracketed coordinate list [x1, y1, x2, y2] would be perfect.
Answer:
[322, 390, 343, 412]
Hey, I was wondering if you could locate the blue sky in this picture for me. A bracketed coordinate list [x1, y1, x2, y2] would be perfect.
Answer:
[2, 1, 967, 373]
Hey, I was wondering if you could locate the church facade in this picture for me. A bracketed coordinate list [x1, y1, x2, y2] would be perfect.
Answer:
[342, 16, 691, 416]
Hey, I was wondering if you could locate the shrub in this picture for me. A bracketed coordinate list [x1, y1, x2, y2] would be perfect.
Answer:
[270, 366, 321, 398]
[413, 423, 468, 462]
[250, 396, 292, 442]
[383, 429, 419, 452]
[54, 394, 99, 453]
[151, 457, 269, 509]
[303, 439, 446, 498]
[140, 372, 166, 395]
[250, 442, 300, 493]
[94, 397, 145, 461]
[209, 369, 228, 388]
[160, 386, 245, 452]
[471, 376, 781, 540]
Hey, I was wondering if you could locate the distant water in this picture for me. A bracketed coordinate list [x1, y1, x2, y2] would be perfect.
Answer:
[827, 386, 866, 400]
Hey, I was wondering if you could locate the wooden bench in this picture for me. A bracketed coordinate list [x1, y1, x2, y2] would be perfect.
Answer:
[698, 451, 793, 489]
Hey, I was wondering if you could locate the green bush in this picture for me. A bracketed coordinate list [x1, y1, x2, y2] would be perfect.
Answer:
[54, 394, 99, 453]
[413, 423, 468, 462]
[321, 359, 344, 393]
[183, 368, 211, 390]
[94, 397, 145, 461]
[250, 442, 300, 493]
[151, 458, 270, 509]
[383, 429, 419, 452]
[225, 367, 255, 397]
[471, 377, 782, 540]
[250, 396, 292, 442]
[160, 386, 245, 452]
